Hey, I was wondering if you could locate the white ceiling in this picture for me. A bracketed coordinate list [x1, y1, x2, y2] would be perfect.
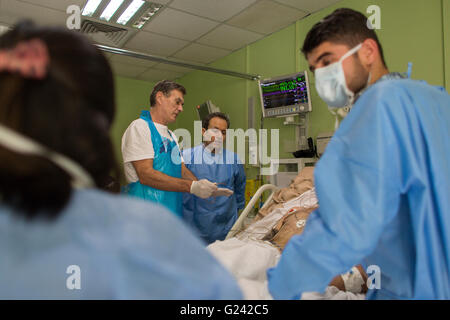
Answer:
[0, 0, 342, 81]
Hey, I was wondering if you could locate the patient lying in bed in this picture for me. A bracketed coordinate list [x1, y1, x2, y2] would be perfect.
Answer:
[207, 167, 368, 299]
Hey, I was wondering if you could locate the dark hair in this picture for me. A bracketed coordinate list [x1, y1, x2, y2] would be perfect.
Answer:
[98, 175, 121, 193]
[0, 21, 120, 219]
[202, 112, 230, 130]
[302, 8, 387, 67]
[149, 80, 186, 107]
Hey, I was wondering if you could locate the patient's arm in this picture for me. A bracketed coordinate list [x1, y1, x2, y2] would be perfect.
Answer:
[274, 207, 368, 293]
[329, 275, 346, 291]
[356, 265, 368, 293]
[328, 265, 368, 293]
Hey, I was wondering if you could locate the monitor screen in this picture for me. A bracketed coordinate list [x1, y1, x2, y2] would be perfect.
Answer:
[259, 71, 311, 118]
[196, 103, 211, 121]
[196, 100, 220, 121]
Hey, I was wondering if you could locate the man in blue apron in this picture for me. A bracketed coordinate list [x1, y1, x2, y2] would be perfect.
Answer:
[121, 80, 218, 217]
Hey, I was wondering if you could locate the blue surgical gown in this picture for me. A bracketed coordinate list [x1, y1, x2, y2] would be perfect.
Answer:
[182, 145, 246, 244]
[267, 78, 450, 300]
[0, 189, 243, 299]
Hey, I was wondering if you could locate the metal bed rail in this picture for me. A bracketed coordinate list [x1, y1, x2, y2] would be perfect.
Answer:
[225, 184, 279, 240]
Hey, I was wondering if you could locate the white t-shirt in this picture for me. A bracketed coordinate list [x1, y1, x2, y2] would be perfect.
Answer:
[121, 118, 183, 183]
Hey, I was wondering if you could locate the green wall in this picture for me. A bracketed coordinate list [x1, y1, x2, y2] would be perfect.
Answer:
[172, 48, 248, 135]
[174, 0, 447, 180]
[295, 0, 447, 139]
[444, 0, 450, 90]
[112, 0, 448, 182]
[111, 76, 156, 181]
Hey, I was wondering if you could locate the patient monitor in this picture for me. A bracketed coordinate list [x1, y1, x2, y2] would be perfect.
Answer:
[259, 71, 312, 118]
[196, 100, 220, 121]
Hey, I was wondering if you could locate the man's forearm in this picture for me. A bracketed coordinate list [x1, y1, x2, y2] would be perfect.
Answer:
[139, 167, 192, 193]
[182, 164, 198, 181]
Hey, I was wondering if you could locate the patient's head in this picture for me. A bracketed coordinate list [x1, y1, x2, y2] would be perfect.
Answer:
[0, 21, 119, 219]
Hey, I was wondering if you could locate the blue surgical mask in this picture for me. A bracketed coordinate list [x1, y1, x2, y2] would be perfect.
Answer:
[314, 43, 363, 108]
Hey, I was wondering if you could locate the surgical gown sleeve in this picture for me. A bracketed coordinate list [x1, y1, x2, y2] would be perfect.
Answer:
[0, 189, 244, 299]
[101, 195, 244, 299]
[267, 81, 415, 299]
[234, 155, 246, 210]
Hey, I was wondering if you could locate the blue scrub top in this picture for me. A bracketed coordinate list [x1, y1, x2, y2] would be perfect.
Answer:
[182, 145, 246, 244]
[0, 189, 243, 299]
[267, 78, 450, 300]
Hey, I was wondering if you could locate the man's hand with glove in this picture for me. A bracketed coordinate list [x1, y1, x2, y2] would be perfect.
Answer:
[212, 188, 234, 197]
[190, 179, 218, 199]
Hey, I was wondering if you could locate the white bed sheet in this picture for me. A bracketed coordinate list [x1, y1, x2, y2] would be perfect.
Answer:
[235, 188, 318, 242]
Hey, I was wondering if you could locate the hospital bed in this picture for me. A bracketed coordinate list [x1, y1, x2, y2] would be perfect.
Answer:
[212, 181, 366, 300]
[225, 183, 279, 240]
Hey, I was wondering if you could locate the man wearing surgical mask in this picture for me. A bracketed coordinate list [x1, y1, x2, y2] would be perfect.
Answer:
[182, 112, 246, 245]
[268, 8, 450, 300]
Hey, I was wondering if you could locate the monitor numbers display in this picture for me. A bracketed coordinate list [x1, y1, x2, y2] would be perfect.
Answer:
[261, 74, 309, 109]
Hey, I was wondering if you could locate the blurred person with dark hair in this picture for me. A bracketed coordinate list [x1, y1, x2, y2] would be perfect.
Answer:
[267, 8, 450, 300]
[121, 80, 219, 218]
[0, 21, 242, 299]
[182, 112, 246, 244]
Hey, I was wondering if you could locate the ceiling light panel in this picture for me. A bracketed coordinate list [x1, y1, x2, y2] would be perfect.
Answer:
[100, 0, 125, 21]
[82, 0, 102, 17]
[117, 0, 145, 25]
[82, 0, 163, 29]
[132, 3, 163, 29]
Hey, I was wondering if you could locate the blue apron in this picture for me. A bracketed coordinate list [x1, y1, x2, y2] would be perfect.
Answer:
[123, 110, 183, 218]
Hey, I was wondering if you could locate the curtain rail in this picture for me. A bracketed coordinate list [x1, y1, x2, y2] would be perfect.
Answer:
[96, 44, 261, 81]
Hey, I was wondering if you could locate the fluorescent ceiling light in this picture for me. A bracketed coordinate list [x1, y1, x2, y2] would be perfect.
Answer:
[100, 0, 125, 21]
[82, 0, 102, 17]
[132, 3, 163, 29]
[117, 0, 145, 25]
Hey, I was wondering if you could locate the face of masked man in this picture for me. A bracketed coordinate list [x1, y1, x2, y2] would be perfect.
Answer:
[202, 116, 228, 153]
[306, 40, 377, 108]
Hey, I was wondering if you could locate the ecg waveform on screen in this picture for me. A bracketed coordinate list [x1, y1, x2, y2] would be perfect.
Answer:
[261, 75, 308, 109]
